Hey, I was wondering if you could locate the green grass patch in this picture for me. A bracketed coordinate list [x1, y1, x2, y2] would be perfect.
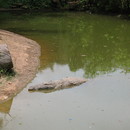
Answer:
[0, 69, 15, 78]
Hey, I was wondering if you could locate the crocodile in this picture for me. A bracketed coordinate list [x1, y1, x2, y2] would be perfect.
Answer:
[28, 77, 87, 92]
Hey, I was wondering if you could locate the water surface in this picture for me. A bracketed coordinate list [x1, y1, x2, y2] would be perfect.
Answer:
[0, 12, 130, 130]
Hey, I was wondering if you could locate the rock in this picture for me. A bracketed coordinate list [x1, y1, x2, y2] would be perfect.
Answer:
[0, 44, 13, 71]
[28, 77, 87, 91]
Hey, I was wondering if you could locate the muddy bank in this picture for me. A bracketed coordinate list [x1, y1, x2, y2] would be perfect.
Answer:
[0, 30, 40, 103]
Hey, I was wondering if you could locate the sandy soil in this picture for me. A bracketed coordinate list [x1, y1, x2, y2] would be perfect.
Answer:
[0, 30, 40, 103]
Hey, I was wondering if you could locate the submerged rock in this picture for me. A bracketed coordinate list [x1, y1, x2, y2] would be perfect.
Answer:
[0, 44, 13, 71]
[28, 77, 87, 91]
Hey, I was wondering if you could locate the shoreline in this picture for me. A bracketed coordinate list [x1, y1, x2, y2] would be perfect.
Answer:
[0, 30, 40, 103]
[0, 8, 129, 20]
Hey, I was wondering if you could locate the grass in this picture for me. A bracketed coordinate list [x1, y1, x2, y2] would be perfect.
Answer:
[0, 68, 15, 78]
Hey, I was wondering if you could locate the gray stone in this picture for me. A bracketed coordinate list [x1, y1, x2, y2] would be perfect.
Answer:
[0, 44, 13, 71]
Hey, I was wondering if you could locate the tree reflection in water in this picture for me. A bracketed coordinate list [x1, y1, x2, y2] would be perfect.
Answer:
[0, 12, 130, 78]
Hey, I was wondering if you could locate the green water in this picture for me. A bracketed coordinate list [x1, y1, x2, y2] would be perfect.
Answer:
[0, 12, 130, 130]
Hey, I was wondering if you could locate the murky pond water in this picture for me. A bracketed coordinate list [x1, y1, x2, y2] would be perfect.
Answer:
[0, 12, 130, 130]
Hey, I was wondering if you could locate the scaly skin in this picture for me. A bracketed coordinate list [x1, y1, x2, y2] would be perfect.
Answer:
[28, 77, 87, 91]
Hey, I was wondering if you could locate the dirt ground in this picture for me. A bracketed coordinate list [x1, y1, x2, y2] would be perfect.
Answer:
[0, 30, 40, 103]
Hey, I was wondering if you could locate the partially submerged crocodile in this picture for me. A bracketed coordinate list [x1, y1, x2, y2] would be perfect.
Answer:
[28, 77, 87, 92]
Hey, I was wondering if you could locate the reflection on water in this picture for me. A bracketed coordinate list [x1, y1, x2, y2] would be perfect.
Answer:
[0, 12, 130, 77]
[28, 64, 85, 93]
[0, 99, 13, 128]
[0, 99, 13, 114]
[0, 71, 130, 130]
[0, 12, 130, 130]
